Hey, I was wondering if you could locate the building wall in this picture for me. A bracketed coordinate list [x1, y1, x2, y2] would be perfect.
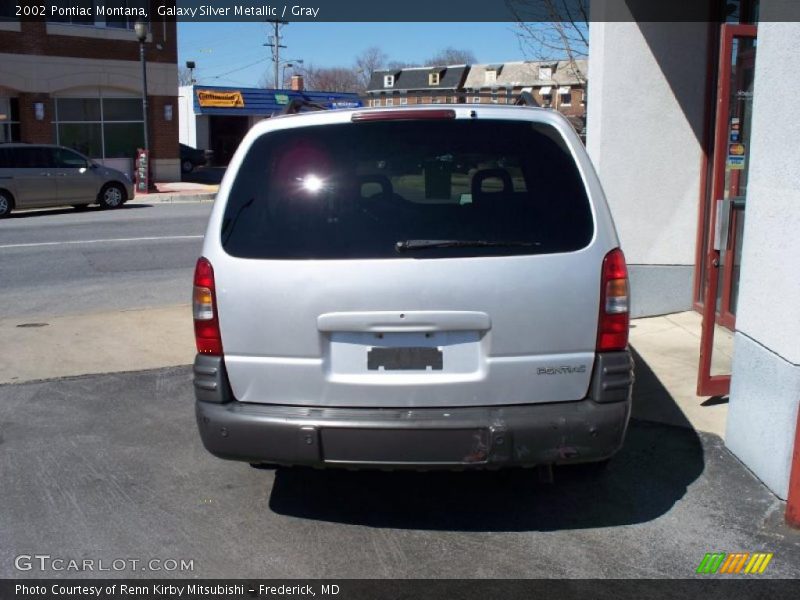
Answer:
[586, 12, 710, 317]
[0, 21, 177, 64]
[0, 17, 179, 181]
[726, 19, 800, 499]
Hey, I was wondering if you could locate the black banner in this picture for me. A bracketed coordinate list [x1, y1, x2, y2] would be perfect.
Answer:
[2, 579, 800, 600]
[3, 0, 800, 23]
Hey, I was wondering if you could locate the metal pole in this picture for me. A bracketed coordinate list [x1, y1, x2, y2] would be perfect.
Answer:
[139, 40, 150, 154]
[273, 20, 280, 89]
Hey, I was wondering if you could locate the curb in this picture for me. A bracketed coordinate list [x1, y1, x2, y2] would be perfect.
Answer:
[131, 192, 217, 204]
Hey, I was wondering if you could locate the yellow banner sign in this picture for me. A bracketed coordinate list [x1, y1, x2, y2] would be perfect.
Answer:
[197, 90, 244, 108]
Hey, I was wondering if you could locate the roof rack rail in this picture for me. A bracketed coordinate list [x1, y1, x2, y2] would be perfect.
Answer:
[281, 98, 329, 115]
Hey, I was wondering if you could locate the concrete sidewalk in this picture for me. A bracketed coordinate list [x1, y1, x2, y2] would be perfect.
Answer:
[0, 305, 195, 384]
[133, 181, 218, 204]
[631, 311, 733, 437]
[1, 306, 731, 438]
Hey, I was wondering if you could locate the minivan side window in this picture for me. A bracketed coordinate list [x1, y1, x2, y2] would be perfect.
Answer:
[222, 120, 594, 260]
[54, 148, 89, 169]
[9, 147, 56, 169]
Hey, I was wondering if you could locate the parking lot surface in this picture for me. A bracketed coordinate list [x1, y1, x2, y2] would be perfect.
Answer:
[2, 367, 798, 579]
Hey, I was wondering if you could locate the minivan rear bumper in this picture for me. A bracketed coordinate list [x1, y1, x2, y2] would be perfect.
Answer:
[194, 352, 633, 469]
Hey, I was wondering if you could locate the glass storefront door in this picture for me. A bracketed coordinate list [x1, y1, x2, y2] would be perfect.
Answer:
[697, 23, 757, 397]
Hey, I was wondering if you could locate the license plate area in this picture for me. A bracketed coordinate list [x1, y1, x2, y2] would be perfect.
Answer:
[327, 331, 481, 376]
[367, 346, 443, 371]
[322, 428, 490, 464]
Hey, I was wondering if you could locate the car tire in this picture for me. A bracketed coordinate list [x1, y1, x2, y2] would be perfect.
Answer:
[0, 190, 14, 218]
[181, 159, 194, 174]
[98, 183, 125, 209]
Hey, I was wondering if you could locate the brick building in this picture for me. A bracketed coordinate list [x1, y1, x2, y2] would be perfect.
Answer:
[0, 1, 179, 181]
[364, 65, 470, 106]
[463, 59, 587, 123]
[364, 60, 587, 137]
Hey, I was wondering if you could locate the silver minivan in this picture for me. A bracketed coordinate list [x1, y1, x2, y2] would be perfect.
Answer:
[0, 143, 134, 217]
[193, 105, 633, 471]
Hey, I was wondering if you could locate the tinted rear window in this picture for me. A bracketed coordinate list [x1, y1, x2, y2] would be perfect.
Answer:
[0, 146, 55, 169]
[221, 119, 593, 259]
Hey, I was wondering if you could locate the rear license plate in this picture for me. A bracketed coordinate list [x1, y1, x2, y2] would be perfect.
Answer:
[367, 346, 443, 371]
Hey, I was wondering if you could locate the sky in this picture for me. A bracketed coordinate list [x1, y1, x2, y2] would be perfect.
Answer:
[177, 22, 532, 88]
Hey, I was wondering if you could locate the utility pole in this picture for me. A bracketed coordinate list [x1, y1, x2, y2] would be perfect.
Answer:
[263, 19, 287, 89]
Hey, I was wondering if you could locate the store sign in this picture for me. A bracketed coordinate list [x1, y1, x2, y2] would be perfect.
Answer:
[135, 148, 150, 194]
[197, 90, 244, 108]
[275, 94, 290, 105]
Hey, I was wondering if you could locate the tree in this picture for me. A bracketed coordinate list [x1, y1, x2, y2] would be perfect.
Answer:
[427, 47, 477, 66]
[506, 0, 588, 84]
[354, 46, 388, 89]
[302, 65, 362, 93]
[178, 66, 194, 86]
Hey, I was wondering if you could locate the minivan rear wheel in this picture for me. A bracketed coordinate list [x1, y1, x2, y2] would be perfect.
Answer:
[98, 183, 125, 209]
[181, 159, 195, 173]
[0, 190, 13, 218]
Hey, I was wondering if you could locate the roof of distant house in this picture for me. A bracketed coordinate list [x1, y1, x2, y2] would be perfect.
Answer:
[366, 65, 470, 93]
[463, 59, 588, 89]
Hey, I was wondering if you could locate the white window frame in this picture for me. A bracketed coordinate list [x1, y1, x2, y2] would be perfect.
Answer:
[472, 96, 481, 104]
[560, 94, 572, 107]
[383, 75, 395, 88]
[539, 67, 552, 80]
[485, 71, 497, 84]
[429, 72, 440, 86]
[399, 97, 408, 105]
[386, 98, 394, 107]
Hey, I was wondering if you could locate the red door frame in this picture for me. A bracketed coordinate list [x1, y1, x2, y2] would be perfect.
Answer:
[697, 23, 757, 397]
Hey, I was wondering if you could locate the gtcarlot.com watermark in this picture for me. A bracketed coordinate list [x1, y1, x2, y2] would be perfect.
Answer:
[14, 554, 194, 572]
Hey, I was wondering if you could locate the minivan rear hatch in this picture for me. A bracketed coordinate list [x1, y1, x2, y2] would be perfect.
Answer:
[209, 112, 607, 408]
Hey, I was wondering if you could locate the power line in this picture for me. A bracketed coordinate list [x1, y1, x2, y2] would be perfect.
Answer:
[205, 57, 268, 80]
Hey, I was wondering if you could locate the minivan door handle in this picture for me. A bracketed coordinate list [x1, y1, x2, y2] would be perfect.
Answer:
[317, 311, 491, 333]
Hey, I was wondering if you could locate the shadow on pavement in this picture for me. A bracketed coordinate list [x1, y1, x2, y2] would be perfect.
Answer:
[269, 353, 706, 531]
[182, 166, 226, 185]
[6, 204, 151, 219]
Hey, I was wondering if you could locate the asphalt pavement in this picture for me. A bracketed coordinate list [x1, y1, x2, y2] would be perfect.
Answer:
[1, 366, 799, 579]
[0, 203, 211, 318]
[1, 198, 799, 582]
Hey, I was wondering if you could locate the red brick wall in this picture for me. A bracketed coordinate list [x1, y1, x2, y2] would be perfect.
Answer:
[18, 93, 54, 144]
[0, 15, 177, 63]
[147, 95, 178, 160]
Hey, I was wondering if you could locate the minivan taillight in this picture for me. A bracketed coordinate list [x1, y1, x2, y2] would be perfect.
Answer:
[193, 257, 222, 355]
[597, 248, 629, 352]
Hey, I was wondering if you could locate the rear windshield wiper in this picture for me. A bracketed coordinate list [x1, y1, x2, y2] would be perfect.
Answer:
[395, 239, 541, 252]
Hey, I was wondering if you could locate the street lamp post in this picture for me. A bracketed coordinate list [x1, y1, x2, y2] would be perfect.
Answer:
[134, 20, 150, 157]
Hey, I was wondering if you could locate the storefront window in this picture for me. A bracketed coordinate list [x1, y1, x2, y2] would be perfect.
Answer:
[54, 96, 144, 160]
[0, 97, 20, 142]
[56, 123, 103, 157]
[103, 123, 144, 158]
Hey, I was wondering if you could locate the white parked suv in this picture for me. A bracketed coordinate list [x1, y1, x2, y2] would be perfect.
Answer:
[193, 105, 633, 471]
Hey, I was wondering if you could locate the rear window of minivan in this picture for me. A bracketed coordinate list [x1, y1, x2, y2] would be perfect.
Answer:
[221, 119, 593, 259]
